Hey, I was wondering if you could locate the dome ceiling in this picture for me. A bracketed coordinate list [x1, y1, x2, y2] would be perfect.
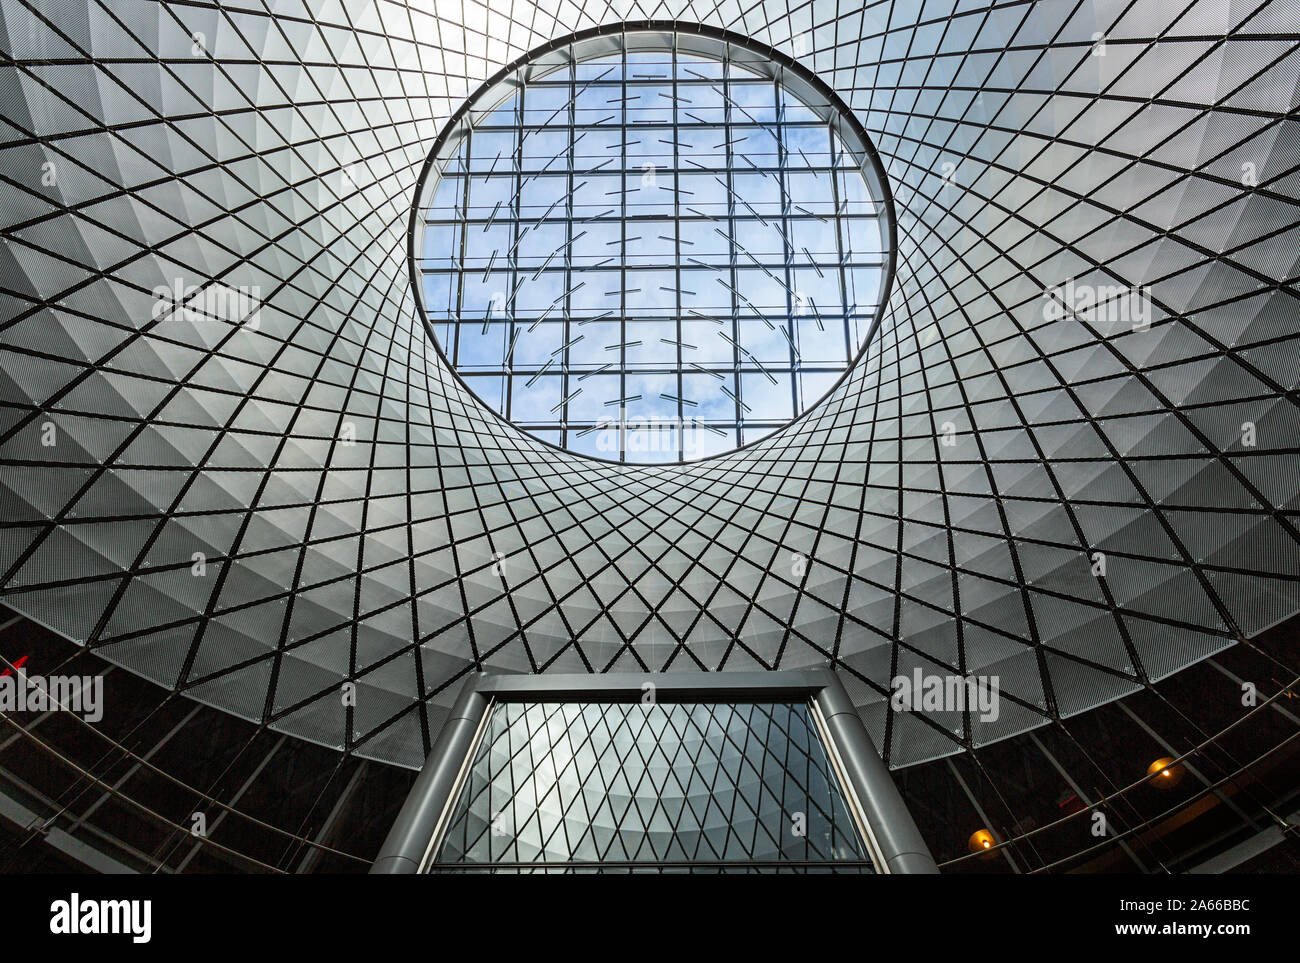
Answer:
[0, 0, 1297, 768]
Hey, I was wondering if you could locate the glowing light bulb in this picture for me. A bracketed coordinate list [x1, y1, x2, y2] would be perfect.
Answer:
[1147, 757, 1182, 788]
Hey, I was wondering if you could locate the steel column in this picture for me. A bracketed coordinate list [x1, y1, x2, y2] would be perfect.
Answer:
[814, 671, 939, 874]
[370, 674, 491, 874]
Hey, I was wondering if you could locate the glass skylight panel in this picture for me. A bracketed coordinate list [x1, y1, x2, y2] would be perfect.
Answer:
[414, 29, 893, 463]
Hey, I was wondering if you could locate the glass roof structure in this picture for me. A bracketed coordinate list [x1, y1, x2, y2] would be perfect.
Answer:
[413, 29, 893, 462]
[431, 700, 872, 871]
[0, 3, 1298, 771]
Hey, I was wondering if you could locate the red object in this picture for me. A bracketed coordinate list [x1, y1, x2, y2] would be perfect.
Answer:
[1057, 791, 1085, 815]
[0, 656, 28, 678]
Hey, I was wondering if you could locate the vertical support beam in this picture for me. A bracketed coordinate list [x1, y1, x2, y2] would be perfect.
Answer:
[1115, 700, 1261, 833]
[945, 756, 1022, 873]
[65, 703, 202, 835]
[174, 735, 287, 872]
[1028, 731, 1150, 872]
[296, 761, 368, 874]
[370, 674, 490, 874]
[814, 671, 939, 874]
[1206, 658, 1300, 727]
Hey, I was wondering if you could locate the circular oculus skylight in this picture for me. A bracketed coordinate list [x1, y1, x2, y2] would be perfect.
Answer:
[412, 26, 894, 463]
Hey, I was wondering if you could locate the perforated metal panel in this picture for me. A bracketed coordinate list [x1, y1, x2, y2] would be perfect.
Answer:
[1, 3, 1298, 770]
